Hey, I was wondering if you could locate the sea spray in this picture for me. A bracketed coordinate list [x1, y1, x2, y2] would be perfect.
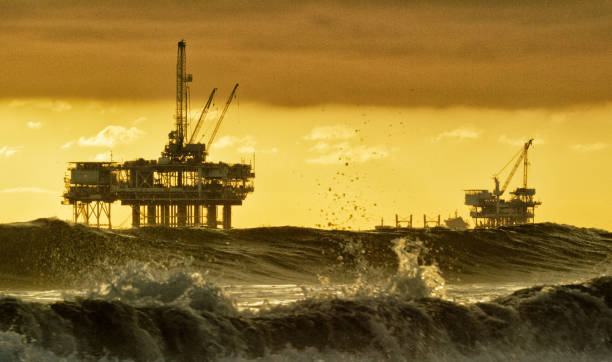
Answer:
[0, 220, 611, 360]
[1, 275, 612, 360]
[327, 237, 445, 300]
[0, 331, 77, 362]
[387, 238, 445, 299]
[267, 236, 445, 309]
[73, 261, 237, 315]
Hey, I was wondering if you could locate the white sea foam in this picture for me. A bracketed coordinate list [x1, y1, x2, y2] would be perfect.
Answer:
[310, 237, 445, 301]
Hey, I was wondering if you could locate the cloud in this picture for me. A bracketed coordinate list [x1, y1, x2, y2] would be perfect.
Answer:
[307, 142, 388, 165]
[86, 101, 119, 115]
[304, 125, 356, 141]
[305, 126, 385, 164]
[571, 143, 608, 152]
[2, 2, 611, 108]
[434, 128, 481, 142]
[498, 135, 545, 146]
[498, 135, 526, 146]
[238, 145, 255, 154]
[93, 152, 112, 161]
[38, 100, 72, 112]
[27, 121, 42, 129]
[210, 135, 275, 155]
[9, 99, 71, 112]
[309, 141, 331, 153]
[77, 125, 144, 147]
[8, 100, 28, 108]
[132, 116, 147, 125]
[549, 114, 568, 124]
[213, 135, 255, 149]
[0, 146, 22, 158]
[61, 141, 75, 149]
[0, 187, 56, 194]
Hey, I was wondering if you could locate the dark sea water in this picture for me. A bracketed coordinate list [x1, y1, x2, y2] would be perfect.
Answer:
[0, 219, 611, 361]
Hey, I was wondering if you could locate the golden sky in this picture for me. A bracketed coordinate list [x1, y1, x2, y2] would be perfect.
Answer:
[0, 1, 611, 230]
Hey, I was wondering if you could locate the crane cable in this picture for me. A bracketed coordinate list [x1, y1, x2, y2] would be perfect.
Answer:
[494, 147, 523, 178]
[206, 83, 239, 151]
[188, 88, 217, 144]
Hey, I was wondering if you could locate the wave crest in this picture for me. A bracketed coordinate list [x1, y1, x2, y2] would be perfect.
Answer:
[1, 277, 612, 361]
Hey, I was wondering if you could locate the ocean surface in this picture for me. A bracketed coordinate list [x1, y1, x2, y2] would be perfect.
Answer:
[0, 219, 611, 361]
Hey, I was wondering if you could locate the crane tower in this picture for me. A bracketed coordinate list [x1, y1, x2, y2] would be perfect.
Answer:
[464, 139, 541, 228]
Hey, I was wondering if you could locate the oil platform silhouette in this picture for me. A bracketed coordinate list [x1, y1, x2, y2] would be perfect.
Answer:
[465, 139, 541, 228]
[62, 40, 255, 229]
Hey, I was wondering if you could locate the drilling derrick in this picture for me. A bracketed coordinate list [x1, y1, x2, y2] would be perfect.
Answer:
[63, 40, 255, 229]
[177, 40, 189, 147]
[164, 40, 195, 160]
[464, 139, 541, 228]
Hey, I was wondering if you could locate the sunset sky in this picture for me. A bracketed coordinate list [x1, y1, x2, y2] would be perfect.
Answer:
[0, 1, 610, 230]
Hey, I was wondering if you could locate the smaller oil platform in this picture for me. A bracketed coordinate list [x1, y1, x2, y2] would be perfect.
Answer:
[63, 40, 254, 229]
[465, 139, 541, 228]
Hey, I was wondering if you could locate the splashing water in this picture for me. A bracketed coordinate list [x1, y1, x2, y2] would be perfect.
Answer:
[317, 237, 445, 300]
[386, 237, 445, 299]
[0, 221, 610, 361]
[70, 261, 237, 315]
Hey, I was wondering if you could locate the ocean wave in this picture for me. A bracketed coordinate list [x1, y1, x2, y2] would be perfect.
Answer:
[0, 219, 610, 288]
[1, 275, 611, 361]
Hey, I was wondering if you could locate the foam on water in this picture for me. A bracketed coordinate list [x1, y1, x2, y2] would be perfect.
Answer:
[1, 273, 612, 361]
[79, 261, 236, 315]
[0, 220, 611, 360]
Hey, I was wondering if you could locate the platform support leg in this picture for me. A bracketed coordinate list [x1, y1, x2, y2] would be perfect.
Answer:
[73, 204, 79, 223]
[177, 204, 187, 227]
[106, 203, 112, 230]
[207, 205, 217, 228]
[163, 205, 170, 226]
[84, 203, 92, 225]
[194, 205, 201, 226]
[223, 205, 231, 230]
[132, 205, 140, 228]
[147, 205, 156, 226]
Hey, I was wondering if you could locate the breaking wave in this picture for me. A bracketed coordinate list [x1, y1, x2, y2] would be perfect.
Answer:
[1, 271, 612, 361]
[0, 218, 611, 361]
[0, 218, 610, 288]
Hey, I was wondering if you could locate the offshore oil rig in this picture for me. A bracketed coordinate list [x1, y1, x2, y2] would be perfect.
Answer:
[465, 139, 541, 228]
[62, 40, 255, 229]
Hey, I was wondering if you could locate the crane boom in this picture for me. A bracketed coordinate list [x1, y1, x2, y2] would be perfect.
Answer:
[188, 88, 217, 144]
[206, 83, 239, 151]
[495, 139, 534, 196]
[500, 153, 525, 195]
